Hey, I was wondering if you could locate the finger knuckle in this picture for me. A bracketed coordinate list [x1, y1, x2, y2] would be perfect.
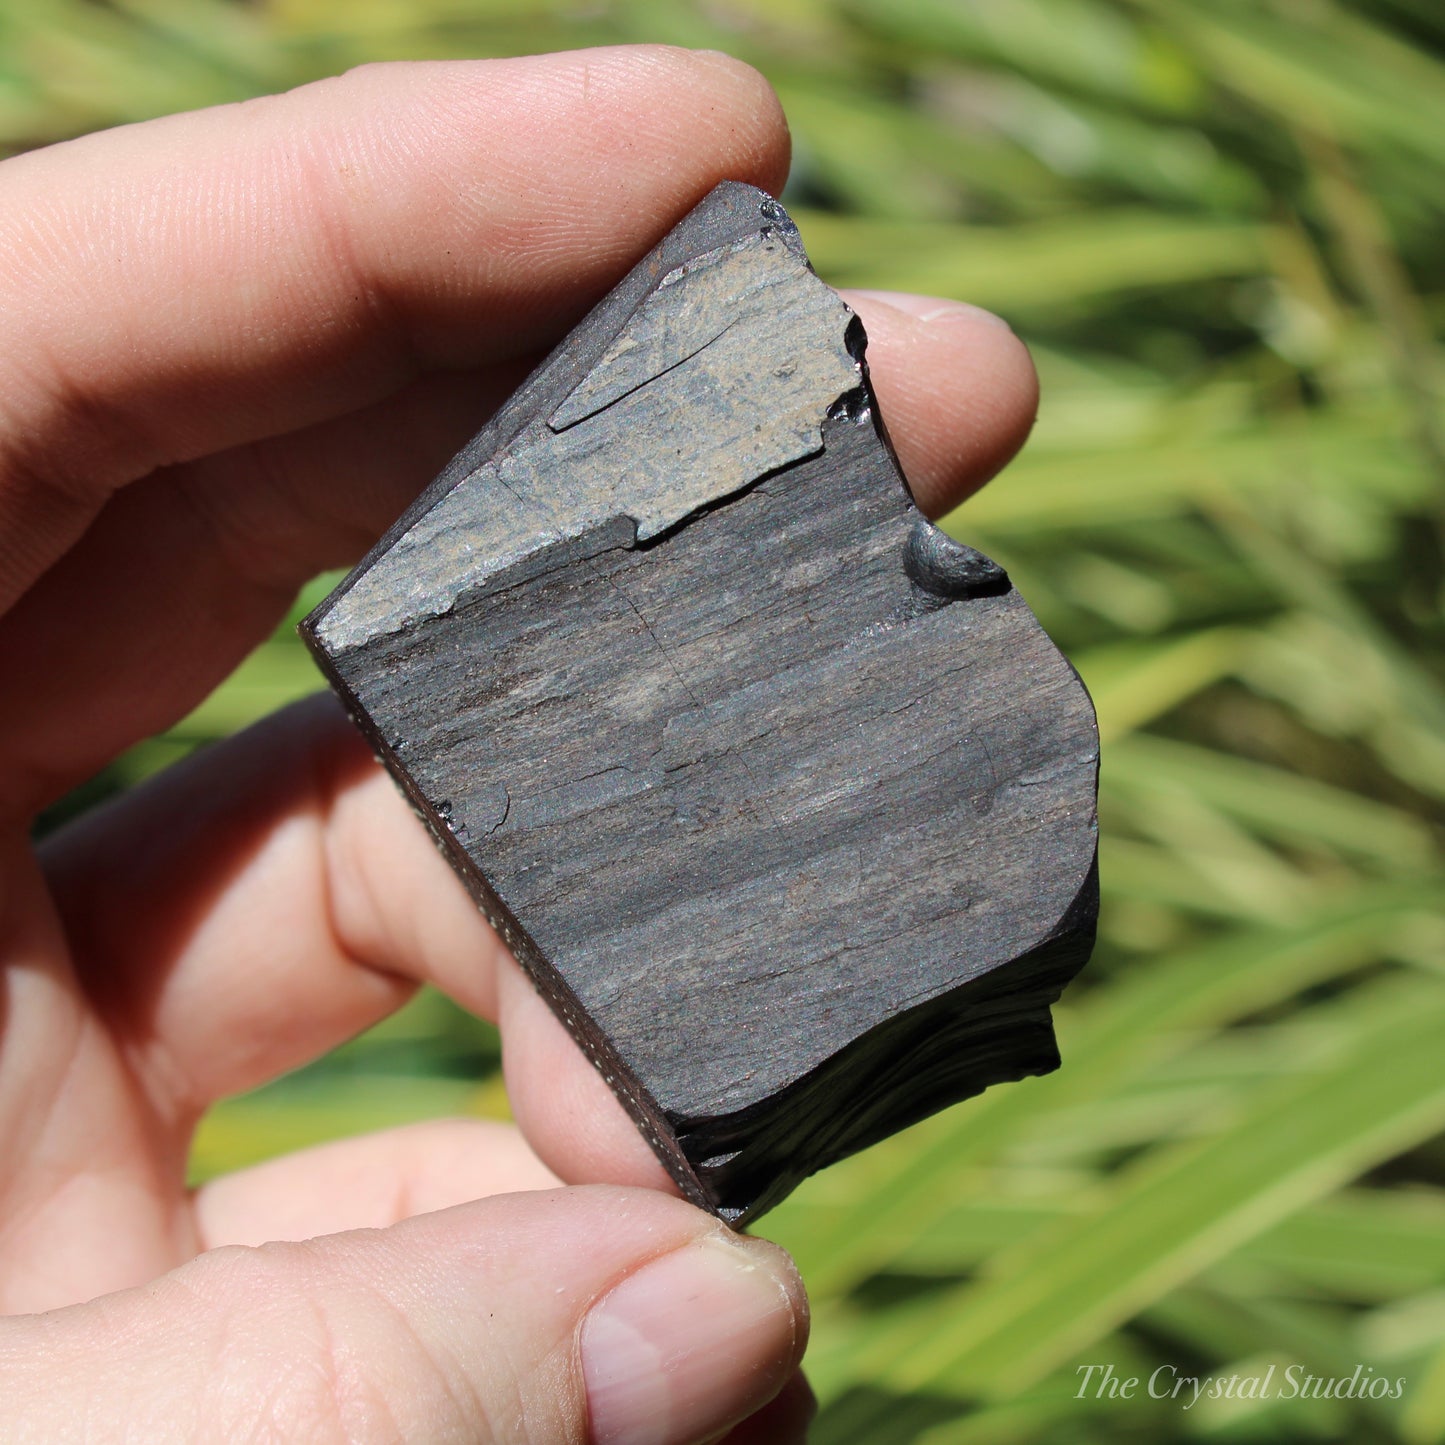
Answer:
[192, 1241, 482, 1443]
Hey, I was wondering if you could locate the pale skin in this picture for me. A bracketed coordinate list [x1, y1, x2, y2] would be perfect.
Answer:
[0, 46, 1039, 1444]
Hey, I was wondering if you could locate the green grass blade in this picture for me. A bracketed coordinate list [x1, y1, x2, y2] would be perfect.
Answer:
[833, 977, 1445, 1407]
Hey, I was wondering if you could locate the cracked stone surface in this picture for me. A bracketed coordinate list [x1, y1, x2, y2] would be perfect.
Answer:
[315, 213, 860, 652]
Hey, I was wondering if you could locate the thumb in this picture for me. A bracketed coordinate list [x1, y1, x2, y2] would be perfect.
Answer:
[0, 1185, 808, 1444]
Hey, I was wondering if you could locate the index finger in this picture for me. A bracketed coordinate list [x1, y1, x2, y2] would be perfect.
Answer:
[0, 46, 790, 618]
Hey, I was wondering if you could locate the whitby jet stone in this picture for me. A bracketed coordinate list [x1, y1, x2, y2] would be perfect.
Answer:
[302, 183, 1099, 1225]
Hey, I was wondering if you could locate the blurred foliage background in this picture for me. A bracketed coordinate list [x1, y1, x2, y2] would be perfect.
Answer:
[7, 0, 1444, 1440]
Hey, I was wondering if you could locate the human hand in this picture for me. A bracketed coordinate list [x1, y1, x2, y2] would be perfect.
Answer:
[0, 47, 1039, 1443]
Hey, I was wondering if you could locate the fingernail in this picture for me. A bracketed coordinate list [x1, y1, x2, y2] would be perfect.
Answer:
[582, 1231, 807, 1445]
[849, 288, 1015, 329]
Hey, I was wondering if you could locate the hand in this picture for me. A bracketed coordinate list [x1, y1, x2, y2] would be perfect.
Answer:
[0, 46, 1039, 1443]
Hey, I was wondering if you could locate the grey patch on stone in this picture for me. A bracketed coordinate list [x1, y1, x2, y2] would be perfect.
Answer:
[317, 232, 860, 652]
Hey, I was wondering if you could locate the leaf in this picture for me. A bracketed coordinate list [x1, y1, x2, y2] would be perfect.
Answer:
[1074, 629, 1248, 742]
[1107, 734, 1438, 871]
[772, 891, 1421, 1291]
[797, 207, 1272, 312]
[831, 976, 1445, 1407]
